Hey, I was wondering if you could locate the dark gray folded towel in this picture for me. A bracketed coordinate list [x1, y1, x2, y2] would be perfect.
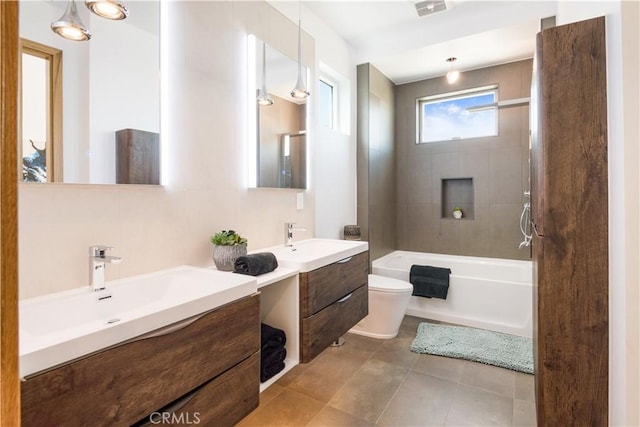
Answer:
[233, 252, 278, 276]
[261, 346, 287, 382]
[410, 265, 451, 299]
[261, 323, 286, 351]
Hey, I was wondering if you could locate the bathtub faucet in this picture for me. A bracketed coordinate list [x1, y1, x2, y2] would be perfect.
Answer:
[90, 245, 122, 292]
[284, 222, 306, 247]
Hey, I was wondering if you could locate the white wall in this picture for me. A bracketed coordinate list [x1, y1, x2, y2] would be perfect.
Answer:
[556, 1, 640, 425]
[268, 1, 358, 239]
[90, 15, 160, 183]
[18, 1, 321, 299]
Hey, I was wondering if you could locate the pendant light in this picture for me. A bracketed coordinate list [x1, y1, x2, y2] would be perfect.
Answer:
[85, 0, 129, 20]
[257, 42, 274, 106]
[446, 57, 460, 84]
[51, 0, 92, 41]
[291, 2, 310, 99]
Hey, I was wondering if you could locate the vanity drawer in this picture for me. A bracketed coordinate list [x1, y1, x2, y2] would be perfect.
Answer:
[301, 283, 368, 362]
[135, 351, 260, 426]
[21, 294, 260, 427]
[300, 251, 368, 317]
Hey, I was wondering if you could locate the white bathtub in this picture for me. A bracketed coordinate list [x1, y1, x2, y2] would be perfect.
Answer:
[372, 251, 533, 338]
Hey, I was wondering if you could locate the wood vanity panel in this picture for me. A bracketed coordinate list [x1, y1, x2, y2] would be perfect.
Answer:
[21, 294, 259, 427]
[301, 283, 368, 362]
[300, 251, 368, 317]
[136, 351, 259, 426]
[532, 17, 608, 425]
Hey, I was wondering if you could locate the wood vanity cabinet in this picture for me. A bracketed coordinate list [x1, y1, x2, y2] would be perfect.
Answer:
[299, 251, 368, 362]
[21, 294, 260, 427]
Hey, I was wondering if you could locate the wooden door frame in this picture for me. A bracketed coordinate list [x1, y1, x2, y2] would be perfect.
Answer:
[0, 0, 20, 425]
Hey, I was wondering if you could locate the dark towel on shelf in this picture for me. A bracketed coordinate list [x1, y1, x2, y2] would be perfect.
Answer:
[261, 323, 287, 351]
[409, 265, 452, 299]
[261, 346, 287, 383]
[233, 252, 278, 276]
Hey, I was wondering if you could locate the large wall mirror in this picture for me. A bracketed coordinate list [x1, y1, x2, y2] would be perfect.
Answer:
[248, 35, 308, 189]
[19, 0, 160, 185]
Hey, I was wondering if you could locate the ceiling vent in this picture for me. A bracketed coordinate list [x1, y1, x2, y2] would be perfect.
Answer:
[414, 0, 448, 17]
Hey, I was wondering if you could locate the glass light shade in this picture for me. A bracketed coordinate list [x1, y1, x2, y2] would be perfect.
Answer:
[51, 0, 91, 41]
[257, 91, 274, 106]
[85, 0, 129, 20]
[446, 70, 460, 84]
[291, 77, 310, 99]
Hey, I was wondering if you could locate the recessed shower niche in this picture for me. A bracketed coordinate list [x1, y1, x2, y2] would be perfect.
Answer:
[441, 178, 474, 219]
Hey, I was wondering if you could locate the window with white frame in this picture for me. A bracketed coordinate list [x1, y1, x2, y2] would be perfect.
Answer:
[417, 85, 498, 143]
[318, 77, 336, 129]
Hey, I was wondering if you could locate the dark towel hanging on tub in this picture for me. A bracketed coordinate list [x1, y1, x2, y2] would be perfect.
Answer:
[409, 265, 451, 299]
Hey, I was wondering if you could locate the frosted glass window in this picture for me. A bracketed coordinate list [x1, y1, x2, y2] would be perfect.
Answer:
[418, 86, 498, 143]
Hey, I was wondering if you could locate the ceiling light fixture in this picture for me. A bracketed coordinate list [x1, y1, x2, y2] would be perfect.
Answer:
[51, 0, 92, 41]
[291, 2, 310, 100]
[257, 41, 274, 106]
[446, 57, 460, 84]
[85, 0, 129, 20]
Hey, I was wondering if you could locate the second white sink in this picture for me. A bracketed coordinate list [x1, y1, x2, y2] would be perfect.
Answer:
[260, 238, 369, 272]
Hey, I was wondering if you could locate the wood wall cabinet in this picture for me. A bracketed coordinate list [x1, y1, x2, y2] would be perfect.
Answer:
[299, 251, 368, 362]
[116, 128, 160, 185]
[21, 294, 260, 426]
[531, 16, 608, 426]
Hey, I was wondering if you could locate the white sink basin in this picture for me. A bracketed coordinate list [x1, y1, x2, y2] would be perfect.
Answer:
[19, 266, 257, 378]
[260, 238, 369, 272]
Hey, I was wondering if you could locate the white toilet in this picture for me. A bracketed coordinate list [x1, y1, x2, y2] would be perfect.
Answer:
[349, 274, 413, 339]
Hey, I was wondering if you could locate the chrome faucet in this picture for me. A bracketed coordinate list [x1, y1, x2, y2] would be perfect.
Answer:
[284, 222, 306, 247]
[90, 245, 122, 291]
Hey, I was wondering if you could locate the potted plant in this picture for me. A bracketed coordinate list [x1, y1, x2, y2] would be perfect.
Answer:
[210, 230, 248, 271]
[453, 207, 463, 219]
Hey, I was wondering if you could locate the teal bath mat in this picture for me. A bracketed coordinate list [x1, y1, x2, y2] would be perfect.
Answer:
[411, 322, 534, 374]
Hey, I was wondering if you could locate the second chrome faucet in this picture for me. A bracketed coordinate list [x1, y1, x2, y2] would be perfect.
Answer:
[284, 222, 306, 247]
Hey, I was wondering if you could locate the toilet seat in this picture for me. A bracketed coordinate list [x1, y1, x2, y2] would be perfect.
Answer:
[368, 274, 413, 293]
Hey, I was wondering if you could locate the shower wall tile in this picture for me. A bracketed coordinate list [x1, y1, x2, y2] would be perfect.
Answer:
[405, 203, 433, 252]
[396, 204, 409, 249]
[431, 214, 461, 256]
[499, 107, 525, 138]
[490, 148, 523, 204]
[490, 203, 529, 260]
[357, 64, 397, 264]
[432, 152, 460, 179]
[406, 148, 432, 204]
[459, 149, 490, 180]
[460, 205, 491, 257]
[394, 59, 532, 261]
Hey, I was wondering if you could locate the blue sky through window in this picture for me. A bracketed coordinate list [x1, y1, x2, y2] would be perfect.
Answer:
[421, 91, 497, 142]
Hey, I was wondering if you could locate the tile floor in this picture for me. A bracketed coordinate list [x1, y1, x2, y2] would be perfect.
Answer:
[237, 316, 537, 427]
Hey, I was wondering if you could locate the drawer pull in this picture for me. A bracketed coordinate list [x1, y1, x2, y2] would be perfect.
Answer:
[337, 256, 353, 264]
[159, 386, 198, 414]
[135, 312, 207, 340]
[337, 292, 353, 303]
